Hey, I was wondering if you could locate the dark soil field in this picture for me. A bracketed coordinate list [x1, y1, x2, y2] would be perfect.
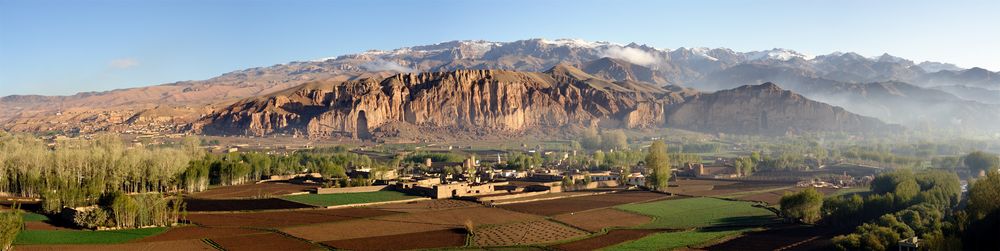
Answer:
[189, 182, 319, 199]
[23, 221, 73, 230]
[499, 190, 671, 216]
[376, 206, 541, 226]
[370, 198, 479, 213]
[282, 218, 453, 242]
[704, 225, 839, 251]
[474, 220, 588, 247]
[550, 229, 662, 251]
[136, 226, 264, 242]
[187, 207, 397, 228]
[184, 198, 313, 212]
[551, 208, 652, 232]
[320, 229, 467, 251]
[282, 206, 540, 242]
[15, 239, 214, 251]
[210, 232, 323, 251]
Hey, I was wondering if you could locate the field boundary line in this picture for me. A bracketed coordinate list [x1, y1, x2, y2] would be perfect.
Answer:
[202, 238, 225, 251]
[265, 229, 334, 251]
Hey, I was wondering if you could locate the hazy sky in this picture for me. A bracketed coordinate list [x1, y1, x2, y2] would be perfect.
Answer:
[1, 0, 998, 96]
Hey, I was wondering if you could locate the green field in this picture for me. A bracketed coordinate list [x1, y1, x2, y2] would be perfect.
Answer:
[21, 212, 49, 222]
[282, 190, 421, 207]
[14, 227, 168, 245]
[600, 228, 751, 251]
[616, 197, 777, 229]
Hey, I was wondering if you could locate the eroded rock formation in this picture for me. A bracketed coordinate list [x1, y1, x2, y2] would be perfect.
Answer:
[193, 64, 686, 139]
[193, 64, 895, 140]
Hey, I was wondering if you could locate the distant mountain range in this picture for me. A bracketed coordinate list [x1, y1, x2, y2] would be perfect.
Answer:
[1, 38, 997, 138]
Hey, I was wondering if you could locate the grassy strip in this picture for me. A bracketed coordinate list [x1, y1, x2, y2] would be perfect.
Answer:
[14, 227, 168, 245]
[718, 186, 795, 199]
[599, 228, 751, 251]
[616, 197, 776, 229]
[21, 212, 49, 222]
[828, 187, 870, 197]
[281, 191, 421, 207]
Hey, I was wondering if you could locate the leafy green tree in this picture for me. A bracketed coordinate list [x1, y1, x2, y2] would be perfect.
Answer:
[966, 170, 1000, 220]
[645, 140, 670, 191]
[0, 209, 22, 250]
[593, 150, 605, 168]
[780, 187, 824, 224]
[601, 130, 628, 150]
[964, 151, 999, 176]
[581, 127, 602, 150]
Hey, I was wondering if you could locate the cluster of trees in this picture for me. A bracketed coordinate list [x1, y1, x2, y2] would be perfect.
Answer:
[592, 150, 645, 170]
[963, 151, 999, 175]
[678, 143, 722, 153]
[182, 147, 373, 189]
[494, 152, 542, 171]
[758, 152, 810, 171]
[839, 146, 923, 168]
[670, 153, 702, 168]
[404, 152, 465, 163]
[580, 128, 628, 150]
[733, 155, 758, 177]
[823, 169, 964, 250]
[825, 170, 961, 227]
[0, 133, 385, 230]
[0, 134, 195, 213]
[963, 170, 1000, 250]
[832, 204, 956, 250]
[74, 192, 184, 229]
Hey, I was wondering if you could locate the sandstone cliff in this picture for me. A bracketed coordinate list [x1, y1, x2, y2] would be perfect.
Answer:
[193, 65, 895, 140]
[193, 64, 687, 140]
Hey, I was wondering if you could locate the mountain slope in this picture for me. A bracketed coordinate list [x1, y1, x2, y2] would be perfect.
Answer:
[691, 64, 1000, 131]
[667, 83, 893, 135]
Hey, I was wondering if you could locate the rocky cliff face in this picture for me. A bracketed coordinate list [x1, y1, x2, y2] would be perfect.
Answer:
[193, 65, 688, 140]
[193, 65, 895, 140]
[666, 83, 894, 135]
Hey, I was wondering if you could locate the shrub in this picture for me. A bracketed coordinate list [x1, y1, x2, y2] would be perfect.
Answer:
[0, 209, 23, 250]
[74, 207, 110, 229]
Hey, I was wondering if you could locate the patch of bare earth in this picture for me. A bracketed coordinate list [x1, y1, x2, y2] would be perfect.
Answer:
[23, 221, 73, 230]
[370, 199, 480, 213]
[210, 232, 323, 251]
[184, 198, 313, 212]
[15, 240, 214, 251]
[136, 226, 264, 242]
[320, 229, 468, 251]
[282, 206, 540, 242]
[474, 220, 588, 247]
[187, 207, 397, 228]
[550, 229, 662, 251]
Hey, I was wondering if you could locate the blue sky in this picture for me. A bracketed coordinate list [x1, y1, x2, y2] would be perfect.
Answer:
[1, 0, 998, 96]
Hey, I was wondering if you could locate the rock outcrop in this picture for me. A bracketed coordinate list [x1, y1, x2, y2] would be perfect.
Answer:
[193, 64, 687, 139]
[193, 65, 896, 140]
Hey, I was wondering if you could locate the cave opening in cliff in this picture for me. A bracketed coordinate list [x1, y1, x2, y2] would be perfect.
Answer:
[356, 110, 372, 140]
